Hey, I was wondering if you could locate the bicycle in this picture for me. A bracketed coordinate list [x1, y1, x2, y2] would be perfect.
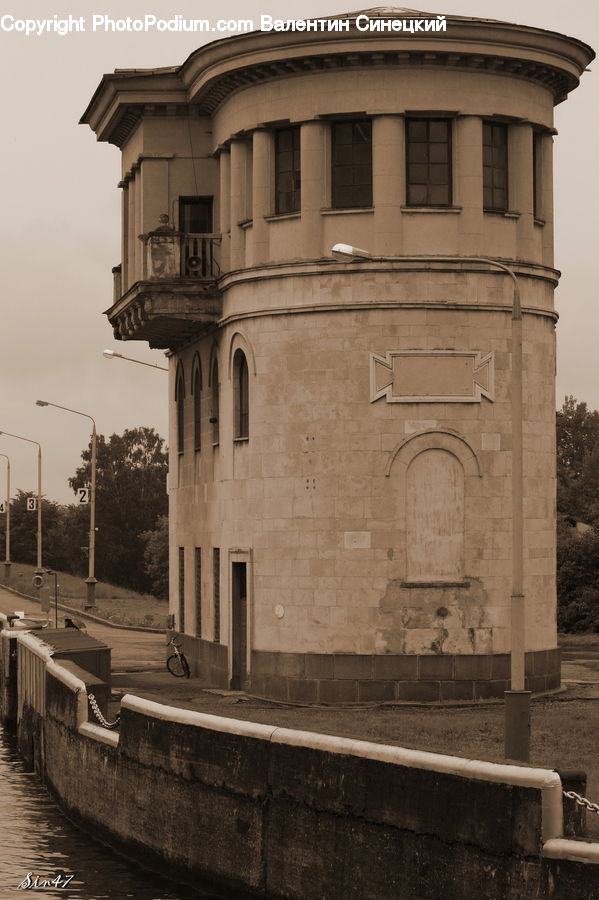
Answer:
[166, 637, 191, 678]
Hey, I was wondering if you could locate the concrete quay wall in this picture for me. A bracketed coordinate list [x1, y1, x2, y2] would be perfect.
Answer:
[2, 631, 599, 899]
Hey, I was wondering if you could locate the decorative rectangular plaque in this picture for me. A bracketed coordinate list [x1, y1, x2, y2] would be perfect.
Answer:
[370, 350, 494, 403]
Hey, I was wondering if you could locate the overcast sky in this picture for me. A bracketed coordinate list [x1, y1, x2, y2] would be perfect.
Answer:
[0, 0, 596, 503]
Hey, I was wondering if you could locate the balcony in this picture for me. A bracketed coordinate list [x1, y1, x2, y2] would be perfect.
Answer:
[106, 227, 222, 349]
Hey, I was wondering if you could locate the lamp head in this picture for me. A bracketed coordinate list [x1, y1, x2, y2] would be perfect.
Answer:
[331, 242, 371, 261]
[103, 350, 121, 359]
[35, 400, 48, 407]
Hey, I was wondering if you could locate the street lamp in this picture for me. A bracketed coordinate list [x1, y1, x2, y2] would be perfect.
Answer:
[330, 244, 528, 761]
[36, 401, 98, 609]
[0, 432, 43, 577]
[103, 349, 168, 371]
[0, 453, 11, 581]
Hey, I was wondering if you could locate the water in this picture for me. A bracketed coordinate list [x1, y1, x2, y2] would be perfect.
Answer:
[0, 726, 222, 900]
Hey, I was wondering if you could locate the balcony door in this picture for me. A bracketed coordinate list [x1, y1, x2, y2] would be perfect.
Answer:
[179, 197, 213, 234]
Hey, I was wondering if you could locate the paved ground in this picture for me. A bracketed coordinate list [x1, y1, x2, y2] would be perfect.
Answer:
[3, 583, 599, 713]
[0, 586, 166, 672]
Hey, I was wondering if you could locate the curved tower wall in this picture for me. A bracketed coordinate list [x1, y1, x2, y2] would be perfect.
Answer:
[83, 11, 594, 701]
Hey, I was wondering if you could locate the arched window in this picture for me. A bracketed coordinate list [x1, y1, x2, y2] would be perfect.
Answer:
[176, 367, 185, 454]
[193, 362, 202, 452]
[233, 349, 249, 439]
[406, 449, 464, 582]
[210, 358, 219, 445]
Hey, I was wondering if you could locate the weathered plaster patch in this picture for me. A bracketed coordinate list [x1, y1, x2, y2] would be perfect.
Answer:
[377, 577, 491, 654]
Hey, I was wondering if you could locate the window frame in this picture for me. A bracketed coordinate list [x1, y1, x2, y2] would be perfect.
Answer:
[193, 363, 202, 453]
[331, 119, 373, 210]
[213, 547, 221, 644]
[179, 196, 213, 234]
[210, 358, 220, 446]
[482, 121, 508, 213]
[195, 546, 202, 638]
[405, 117, 453, 208]
[533, 130, 543, 222]
[178, 546, 185, 632]
[275, 126, 301, 215]
[175, 367, 185, 455]
[233, 349, 249, 440]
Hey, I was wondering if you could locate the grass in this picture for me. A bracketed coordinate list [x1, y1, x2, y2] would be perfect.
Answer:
[0, 562, 167, 628]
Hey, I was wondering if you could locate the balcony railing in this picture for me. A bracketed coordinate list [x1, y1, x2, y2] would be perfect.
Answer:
[181, 234, 220, 279]
[140, 229, 221, 283]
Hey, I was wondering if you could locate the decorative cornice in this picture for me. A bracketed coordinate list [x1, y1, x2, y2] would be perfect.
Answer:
[195, 49, 578, 116]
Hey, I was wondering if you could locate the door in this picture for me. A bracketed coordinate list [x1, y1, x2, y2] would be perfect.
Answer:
[179, 196, 213, 233]
[231, 562, 247, 690]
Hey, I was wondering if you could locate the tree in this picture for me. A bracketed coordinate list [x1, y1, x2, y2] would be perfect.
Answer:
[69, 427, 168, 591]
[557, 527, 599, 632]
[557, 396, 599, 521]
[0, 489, 65, 568]
[140, 515, 169, 600]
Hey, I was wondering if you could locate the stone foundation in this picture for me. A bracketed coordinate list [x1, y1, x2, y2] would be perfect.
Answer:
[248, 648, 560, 703]
[174, 637, 560, 702]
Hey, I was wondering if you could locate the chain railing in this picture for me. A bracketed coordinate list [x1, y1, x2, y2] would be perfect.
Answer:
[563, 790, 599, 816]
[88, 692, 120, 730]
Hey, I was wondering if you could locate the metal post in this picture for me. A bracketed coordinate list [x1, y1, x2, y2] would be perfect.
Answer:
[85, 424, 97, 608]
[36, 445, 43, 574]
[0, 454, 10, 581]
[35, 402, 97, 608]
[0, 433, 43, 584]
[504, 278, 531, 760]
[54, 571, 58, 629]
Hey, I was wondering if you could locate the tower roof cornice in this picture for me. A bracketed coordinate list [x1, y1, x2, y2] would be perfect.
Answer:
[81, 8, 594, 146]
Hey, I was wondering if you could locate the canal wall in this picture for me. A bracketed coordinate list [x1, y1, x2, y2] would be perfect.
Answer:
[2, 629, 599, 899]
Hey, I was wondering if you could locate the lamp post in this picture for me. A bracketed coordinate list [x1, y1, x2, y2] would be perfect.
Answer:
[36, 401, 98, 609]
[0, 453, 11, 581]
[0, 432, 43, 577]
[330, 244, 529, 761]
[103, 349, 168, 371]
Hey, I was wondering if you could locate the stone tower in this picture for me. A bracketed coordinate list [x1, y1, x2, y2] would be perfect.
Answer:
[82, 9, 594, 700]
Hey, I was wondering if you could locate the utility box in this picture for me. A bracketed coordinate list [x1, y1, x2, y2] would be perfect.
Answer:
[39, 629, 111, 689]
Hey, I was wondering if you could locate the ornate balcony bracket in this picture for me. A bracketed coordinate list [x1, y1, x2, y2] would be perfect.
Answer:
[106, 280, 222, 349]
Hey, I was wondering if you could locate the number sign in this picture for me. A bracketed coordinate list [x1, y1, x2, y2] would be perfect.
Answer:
[27, 497, 37, 511]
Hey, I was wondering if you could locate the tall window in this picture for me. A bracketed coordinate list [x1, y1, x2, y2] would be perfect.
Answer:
[176, 368, 185, 454]
[233, 349, 249, 440]
[179, 196, 213, 233]
[275, 126, 301, 214]
[483, 122, 508, 212]
[533, 131, 543, 221]
[332, 119, 372, 209]
[178, 547, 185, 632]
[193, 363, 202, 452]
[210, 358, 219, 445]
[213, 548, 220, 643]
[406, 118, 452, 206]
[195, 547, 202, 638]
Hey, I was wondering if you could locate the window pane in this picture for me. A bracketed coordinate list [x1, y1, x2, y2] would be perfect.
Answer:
[409, 164, 428, 184]
[429, 143, 448, 163]
[408, 184, 428, 205]
[429, 185, 450, 205]
[275, 126, 301, 214]
[408, 120, 427, 141]
[406, 119, 451, 207]
[429, 121, 448, 142]
[332, 119, 372, 209]
[430, 164, 448, 185]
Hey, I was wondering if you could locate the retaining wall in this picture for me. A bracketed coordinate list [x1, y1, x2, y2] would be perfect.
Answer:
[2, 631, 599, 898]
